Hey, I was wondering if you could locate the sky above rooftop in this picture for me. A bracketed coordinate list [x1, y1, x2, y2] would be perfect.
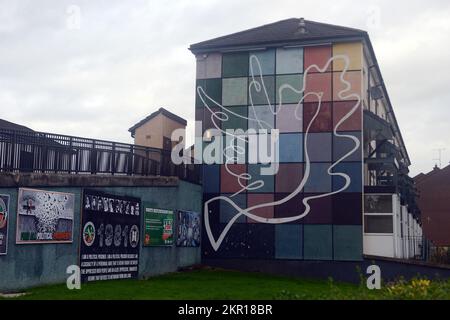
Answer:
[0, 0, 449, 176]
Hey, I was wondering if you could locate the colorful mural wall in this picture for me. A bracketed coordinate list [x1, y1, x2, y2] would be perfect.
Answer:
[196, 42, 363, 261]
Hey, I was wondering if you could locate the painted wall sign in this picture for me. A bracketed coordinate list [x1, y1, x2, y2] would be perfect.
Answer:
[16, 188, 75, 244]
[176, 210, 201, 247]
[143, 204, 174, 246]
[0, 194, 10, 255]
[80, 190, 141, 282]
[195, 43, 364, 261]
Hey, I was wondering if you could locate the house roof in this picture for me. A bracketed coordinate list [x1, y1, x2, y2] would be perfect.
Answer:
[128, 107, 187, 137]
[414, 164, 450, 246]
[189, 18, 366, 53]
[414, 165, 450, 185]
[0, 119, 71, 149]
[0, 118, 34, 132]
[189, 18, 411, 166]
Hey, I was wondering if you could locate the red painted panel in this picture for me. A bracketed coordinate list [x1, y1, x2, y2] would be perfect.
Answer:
[304, 72, 332, 102]
[303, 194, 333, 224]
[304, 46, 332, 72]
[247, 193, 275, 223]
[333, 101, 362, 131]
[303, 102, 332, 132]
[220, 164, 247, 193]
[276, 163, 304, 193]
[274, 193, 305, 222]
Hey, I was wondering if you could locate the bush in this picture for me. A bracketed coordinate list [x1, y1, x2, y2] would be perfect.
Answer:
[382, 277, 450, 300]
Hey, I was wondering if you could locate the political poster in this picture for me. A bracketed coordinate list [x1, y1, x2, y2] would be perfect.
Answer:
[176, 210, 201, 247]
[143, 204, 174, 246]
[80, 190, 141, 282]
[16, 188, 75, 244]
[0, 194, 10, 255]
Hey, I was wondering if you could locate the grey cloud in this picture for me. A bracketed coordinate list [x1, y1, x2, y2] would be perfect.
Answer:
[0, 0, 449, 175]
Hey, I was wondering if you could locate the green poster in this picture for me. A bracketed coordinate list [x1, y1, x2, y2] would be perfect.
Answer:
[143, 204, 174, 246]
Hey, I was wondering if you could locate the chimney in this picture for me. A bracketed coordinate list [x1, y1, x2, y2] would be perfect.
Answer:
[298, 17, 307, 34]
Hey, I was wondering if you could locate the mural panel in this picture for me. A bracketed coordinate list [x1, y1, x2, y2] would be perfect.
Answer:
[0, 194, 10, 254]
[196, 42, 363, 261]
[16, 188, 74, 244]
[80, 190, 140, 282]
[143, 204, 174, 246]
[176, 210, 201, 247]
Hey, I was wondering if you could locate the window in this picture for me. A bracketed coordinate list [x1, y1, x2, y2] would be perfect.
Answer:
[364, 195, 392, 213]
[364, 215, 393, 234]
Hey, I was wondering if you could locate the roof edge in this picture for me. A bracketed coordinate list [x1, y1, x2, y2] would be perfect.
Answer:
[189, 18, 366, 53]
[128, 107, 187, 136]
[189, 34, 366, 54]
[362, 33, 411, 166]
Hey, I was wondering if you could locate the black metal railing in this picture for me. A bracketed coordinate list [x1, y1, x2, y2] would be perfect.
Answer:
[0, 128, 200, 184]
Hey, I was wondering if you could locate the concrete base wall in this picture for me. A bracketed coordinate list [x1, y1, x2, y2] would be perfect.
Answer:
[203, 257, 450, 284]
[0, 174, 202, 292]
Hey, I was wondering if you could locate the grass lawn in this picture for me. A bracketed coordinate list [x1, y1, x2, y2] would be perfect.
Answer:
[2, 268, 380, 300]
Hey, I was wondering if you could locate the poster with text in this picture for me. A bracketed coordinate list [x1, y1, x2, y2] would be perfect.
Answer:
[143, 204, 174, 246]
[80, 190, 141, 282]
[16, 188, 74, 244]
[0, 194, 10, 255]
[176, 210, 201, 247]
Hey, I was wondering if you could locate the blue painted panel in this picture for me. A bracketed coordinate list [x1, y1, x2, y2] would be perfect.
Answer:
[305, 132, 332, 162]
[332, 162, 363, 193]
[304, 163, 332, 192]
[220, 194, 247, 223]
[279, 133, 303, 163]
[333, 132, 362, 162]
[275, 224, 303, 259]
[203, 165, 220, 193]
[276, 47, 304, 74]
[247, 224, 274, 259]
[249, 49, 276, 75]
[216, 224, 248, 258]
[248, 164, 275, 193]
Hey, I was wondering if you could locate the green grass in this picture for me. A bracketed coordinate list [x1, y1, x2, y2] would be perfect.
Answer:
[1, 268, 373, 300]
[2, 268, 449, 300]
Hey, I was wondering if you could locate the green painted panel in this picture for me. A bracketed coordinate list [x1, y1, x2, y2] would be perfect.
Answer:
[196, 78, 222, 108]
[223, 52, 249, 77]
[221, 106, 248, 132]
[303, 224, 333, 260]
[249, 76, 275, 105]
[222, 78, 248, 106]
[248, 164, 275, 193]
[276, 74, 303, 104]
[333, 225, 363, 261]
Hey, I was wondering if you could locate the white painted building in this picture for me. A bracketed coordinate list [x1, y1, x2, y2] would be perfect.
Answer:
[363, 193, 423, 259]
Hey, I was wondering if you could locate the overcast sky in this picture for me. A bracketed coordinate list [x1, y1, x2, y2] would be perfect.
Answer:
[1, 0, 449, 176]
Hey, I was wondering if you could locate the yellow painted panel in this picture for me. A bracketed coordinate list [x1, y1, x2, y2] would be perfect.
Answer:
[332, 42, 363, 71]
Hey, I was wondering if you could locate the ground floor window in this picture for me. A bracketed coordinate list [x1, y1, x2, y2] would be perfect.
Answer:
[364, 215, 393, 234]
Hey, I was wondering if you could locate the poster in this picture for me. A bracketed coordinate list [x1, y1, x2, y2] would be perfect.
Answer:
[0, 194, 10, 255]
[80, 190, 141, 282]
[143, 204, 174, 246]
[176, 210, 201, 247]
[16, 188, 74, 244]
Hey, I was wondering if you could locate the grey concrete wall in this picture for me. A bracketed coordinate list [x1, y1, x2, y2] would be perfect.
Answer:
[0, 176, 202, 292]
[203, 257, 450, 284]
[0, 187, 82, 292]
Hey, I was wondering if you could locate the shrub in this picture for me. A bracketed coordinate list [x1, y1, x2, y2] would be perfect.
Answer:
[382, 277, 450, 300]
